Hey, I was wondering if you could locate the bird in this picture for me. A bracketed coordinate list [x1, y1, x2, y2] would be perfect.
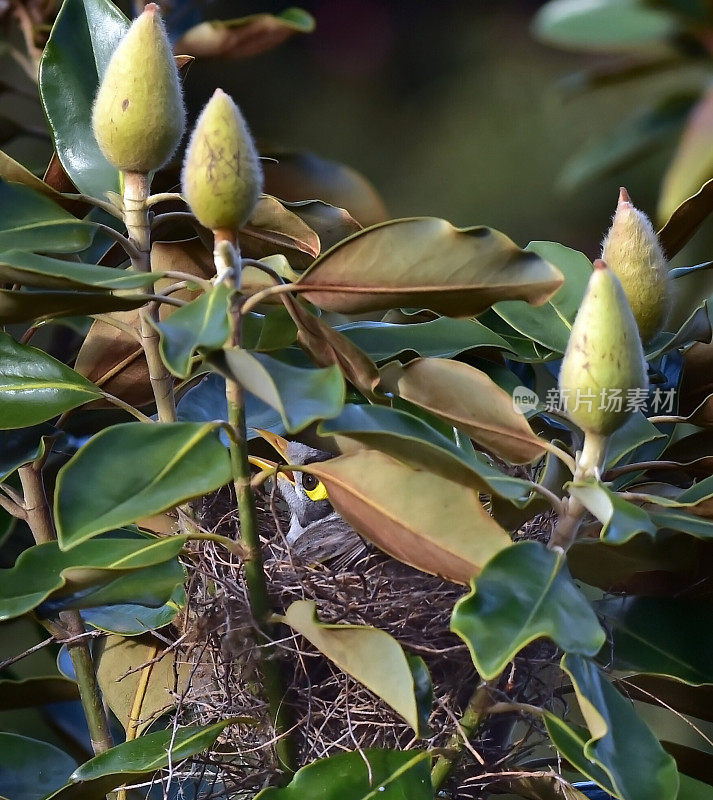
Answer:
[249, 430, 367, 567]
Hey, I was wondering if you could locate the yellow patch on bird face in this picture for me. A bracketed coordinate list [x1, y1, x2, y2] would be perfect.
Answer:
[303, 477, 329, 502]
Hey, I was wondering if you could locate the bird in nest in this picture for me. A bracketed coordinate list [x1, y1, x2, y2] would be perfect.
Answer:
[249, 429, 368, 569]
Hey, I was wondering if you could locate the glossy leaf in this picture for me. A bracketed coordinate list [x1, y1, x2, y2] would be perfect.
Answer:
[568, 480, 656, 544]
[43, 720, 235, 800]
[493, 241, 592, 353]
[81, 583, 185, 635]
[302, 450, 510, 584]
[0, 250, 158, 291]
[284, 199, 362, 252]
[175, 8, 315, 59]
[451, 541, 605, 680]
[55, 422, 231, 548]
[659, 176, 713, 259]
[283, 600, 431, 735]
[0, 677, 79, 710]
[0, 536, 185, 621]
[38, 0, 129, 197]
[212, 349, 344, 433]
[387, 357, 547, 464]
[319, 403, 533, 502]
[337, 317, 513, 361]
[0, 179, 94, 253]
[0, 733, 77, 800]
[243, 307, 298, 352]
[0, 333, 101, 429]
[561, 654, 679, 800]
[96, 634, 189, 735]
[604, 411, 667, 470]
[296, 217, 563, 315]
[0, 424, 54, 481]
[0, 150, 63, 201]
[0, 288, 146, 325]
[240, 194, 320, 266]
[645, 303, 713, 361]
[154, 283, 231, 378]
[255, 749, 432, 800]
[596, 596, 713, 685]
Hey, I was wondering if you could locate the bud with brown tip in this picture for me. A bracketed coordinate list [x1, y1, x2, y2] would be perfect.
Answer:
[601, 187, 670, 344]
[92, 3, 185, 174]
[181, 89, 263, 235]
[560, 259, 648, 449]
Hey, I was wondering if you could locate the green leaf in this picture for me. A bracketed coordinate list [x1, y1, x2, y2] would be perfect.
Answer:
[255, 749, 432, 800]
[303, 450, 511, 585]
[659, 175, 713, 259]
[568, 479, 657, 543]
[493, 242, 592, 354]
[0, 535, 185, 621]
[283, 600, 431, 735]
[211, 349, 345, 433]
[296, 217, 563, 316]
[319, 403, 533, 502]
[532, 0, 679, 52]
[243, 307, 298, 352]
[0, 424, 54, 481]
[561, 654, 679, 800]
[55, 422, 231, 548]
[0, 288, 147, 325]
[80, 583, 185, 635]
[0, 250, 158, 291]
[645, 302, 713, 360]
[451, 541, 605, 680]
[0, 333, 101, 429]
[385, 357, 548, 464]
[0, 733, 77, 800]
[43, 720, 234, 800]
[154, 283, 231, 378]
[38, 0, 129, 197]
[0, 677, 79, 710]
[0, 179, 94, 253]
[336, 317, 513, 361]
[596, 596, 713, 685]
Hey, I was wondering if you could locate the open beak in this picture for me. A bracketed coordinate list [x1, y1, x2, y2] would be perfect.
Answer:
[249, 429, 295, 483]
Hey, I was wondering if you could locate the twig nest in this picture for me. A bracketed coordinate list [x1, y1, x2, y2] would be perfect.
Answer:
[181, 88, 263, 233]
[92, 3, 185, 173]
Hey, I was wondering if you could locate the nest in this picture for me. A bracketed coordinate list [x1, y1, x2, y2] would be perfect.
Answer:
[168, 486, 565, 799]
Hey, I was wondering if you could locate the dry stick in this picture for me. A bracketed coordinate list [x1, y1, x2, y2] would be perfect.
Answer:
[123, 171, 176, 423]
[18, 463, 114, 755]
[214, 235, 297, 776]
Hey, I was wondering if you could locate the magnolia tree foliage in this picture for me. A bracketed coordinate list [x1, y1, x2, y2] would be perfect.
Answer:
[1, 2, 713, 800]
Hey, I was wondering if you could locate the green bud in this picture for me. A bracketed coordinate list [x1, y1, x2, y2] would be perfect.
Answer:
[601, 187, 670, 344]
[92, 3, 185, 174]
[181, 88, 263, 233]
[559, 259, 648, 437]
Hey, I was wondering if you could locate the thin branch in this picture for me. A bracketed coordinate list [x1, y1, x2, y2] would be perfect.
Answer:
[162, 271, 213, 292]
[92, 313, 143, 343]
[62, 193, 123, 219]
[100, 391, 154, 422]
[1, 482, 26, 507]
[526, 482, 564, 514]
[93, 223, 143, 262]
[240, 282, 299, 315]
[146, 192, 186, 207]
[647, 415, 686, 425]
[0, 493, 25, 519]
[603, 460, 684, 480]
[541, 441, 576, 475]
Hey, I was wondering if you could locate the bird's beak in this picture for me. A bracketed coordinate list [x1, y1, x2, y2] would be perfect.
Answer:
[249, 429, 295, 483]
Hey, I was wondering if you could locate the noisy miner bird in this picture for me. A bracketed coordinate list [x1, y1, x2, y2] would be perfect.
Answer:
[249, 430, 367, 567]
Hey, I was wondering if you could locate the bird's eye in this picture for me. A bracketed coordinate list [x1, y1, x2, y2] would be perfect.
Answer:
[302, 473, 329, 501]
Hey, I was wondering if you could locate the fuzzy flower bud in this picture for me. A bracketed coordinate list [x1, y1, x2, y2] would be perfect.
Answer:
[601, 187, 670, 344]
[92, 3, 185, 174]
[181, 88, 263, 233]
[559, 259, 648, 438]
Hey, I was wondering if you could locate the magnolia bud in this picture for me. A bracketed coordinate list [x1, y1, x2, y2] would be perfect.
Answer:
[181, 89, 263, 233]
[92, 3, 185, 174]
[601, 187, 670, 344]
[559, 259, 648, 438]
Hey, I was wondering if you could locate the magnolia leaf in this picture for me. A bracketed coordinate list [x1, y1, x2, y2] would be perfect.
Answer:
[387, 357, 548, 464]
[240, 194, 320, 266]
[0, 250, 158, 291]
[0, 424, 54, 482]
[502, 771, 592, 800]
[596, 596, 713, 685]
[0, 733, 77, 800]
[212, 349, 345, 433]
[659, 175, 713, 259]
[319, 403, 533, 502]
[0, 288, 146, 325]
[255, 749, 432, 800]
[493, 241, 592, 354]
[451, 541, 605, 680]
[0, 333, 101, 429]
[96, 634, 190, 735]
[242, 306, 298, 351]
[39, 0, 129, 197]
[284, 199, 362, 251]
[0, 150, 63, 201]
[55, 422, 231, 548]
[296, 217, 563, 315]
[302, 450, 510, 584]
[0, 536, 185, 621]
[0, 677, 79, 710]
[81, 583, 185, 636]
[621, 675, 713, 724]
[154, 283, 231, 378]
[283, 600, 431, 735]
[562, 654, 679, 800]
[42, 720, 236, 800]
[176, 9, 315, 59]
[568, 480, 656, 544]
